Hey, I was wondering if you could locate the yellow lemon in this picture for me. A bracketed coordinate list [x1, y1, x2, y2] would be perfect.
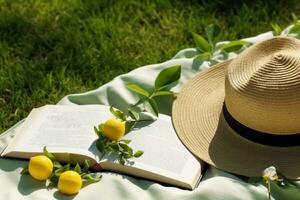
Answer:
[102, 118, 125, 140]
[58, 171, 82, 195]
[28, 155, 53, 180]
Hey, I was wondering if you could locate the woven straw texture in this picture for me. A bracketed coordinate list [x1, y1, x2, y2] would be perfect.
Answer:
[172, 37, 300, 178]
[226, 37, 300, 134]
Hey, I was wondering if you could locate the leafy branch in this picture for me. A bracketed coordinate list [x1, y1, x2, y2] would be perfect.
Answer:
[192, 24, 251, 62]
[125, 64, 181, 117]
[21, 147, 102, 188]
[94, 65, 181, 165]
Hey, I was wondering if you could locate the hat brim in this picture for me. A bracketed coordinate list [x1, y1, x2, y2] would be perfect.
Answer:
[172, 60, 300, 178]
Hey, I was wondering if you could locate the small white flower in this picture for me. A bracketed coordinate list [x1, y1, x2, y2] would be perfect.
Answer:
[263, 166, 278, 181]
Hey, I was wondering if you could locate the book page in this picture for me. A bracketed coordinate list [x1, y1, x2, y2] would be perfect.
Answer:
[2, 105, 113, 163]
[101, 114, 202, 188]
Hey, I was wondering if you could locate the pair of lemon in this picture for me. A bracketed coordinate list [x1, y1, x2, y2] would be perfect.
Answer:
[28, 118, 125, 195]
[29, 155, 82, 195]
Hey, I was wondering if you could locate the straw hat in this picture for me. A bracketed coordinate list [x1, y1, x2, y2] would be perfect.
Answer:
[172, 37, 300, 178]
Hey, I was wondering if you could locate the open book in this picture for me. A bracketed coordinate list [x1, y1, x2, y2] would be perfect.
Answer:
[1, 105, 204, 190]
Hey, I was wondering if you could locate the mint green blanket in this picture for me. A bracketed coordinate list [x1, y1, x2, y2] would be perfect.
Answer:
[0, 31, 295, 200]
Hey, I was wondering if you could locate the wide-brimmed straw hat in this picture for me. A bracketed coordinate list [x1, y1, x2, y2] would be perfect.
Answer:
[172, 36, 300, 178]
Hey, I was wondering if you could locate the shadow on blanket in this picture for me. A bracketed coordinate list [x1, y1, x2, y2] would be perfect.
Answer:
[17, 174, 47, 195]
[0, 158, 26, 172]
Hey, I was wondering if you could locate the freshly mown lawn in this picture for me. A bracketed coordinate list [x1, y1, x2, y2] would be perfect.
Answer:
[0, 0, 299, 133]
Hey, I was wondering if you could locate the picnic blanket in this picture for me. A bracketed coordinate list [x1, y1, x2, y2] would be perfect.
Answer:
[0, 28, 296, 200]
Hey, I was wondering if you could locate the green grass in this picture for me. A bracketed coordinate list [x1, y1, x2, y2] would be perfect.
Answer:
[0, 0, 300, 133]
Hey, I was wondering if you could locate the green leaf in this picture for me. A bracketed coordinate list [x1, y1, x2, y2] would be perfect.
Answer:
[109, 142, 120, 151]
[194, 52, 211, 61]
[54, 164, 70, 176]
[154, 65, 181, 91]
[148, 98, 159, 116]
[94, 126, 100, 136]
[192, 32, 211, 52]
[152, 91, 174, 97]
[43, 146, 56, 161]
[82, 160, 91, 172]
[125, 83, 150, 97]
[221, 40, 250, 53]
[21, 166, 29, 175]
[125, 121, 136, 134]
[271, 23, 282, 36]
[123, 153, 133, 159]
[119, 156, 126, 165]
[74, 163, 82, 174]
[144, 99, 159, 117]
[134, 150, 144, 158]
[53, 161, 62, 169]
[48, 174, 59, 188]
[67, 154, 76, 164]
[120, 139, 131, 144]
[82, 173, 102, 184]
[119, 143, 133, 155]
[130, 97, 147, 108]
[205, 24, 221, 45]
[109, 107, 127, 121]
[98, 124, 105, 133]
[128, 108, 139, 120]
[96, 140, 105, 152]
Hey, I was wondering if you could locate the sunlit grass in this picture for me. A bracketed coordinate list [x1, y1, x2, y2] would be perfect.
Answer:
[0, 0, 299, 133]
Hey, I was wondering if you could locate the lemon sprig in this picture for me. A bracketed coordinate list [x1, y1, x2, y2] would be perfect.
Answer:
[94, 107, 144, 165]
[21, 147, 102, 188]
